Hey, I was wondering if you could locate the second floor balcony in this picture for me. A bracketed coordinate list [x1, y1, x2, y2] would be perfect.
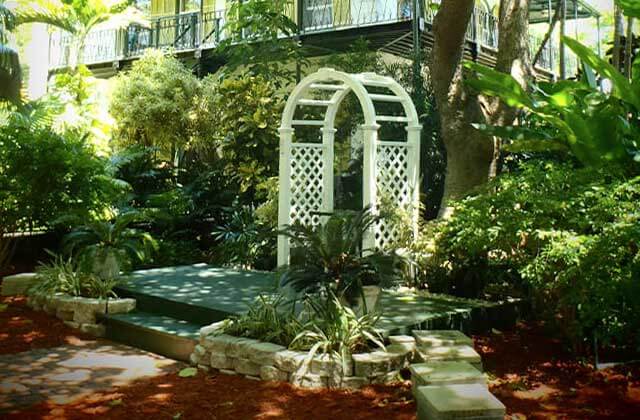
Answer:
[48, 0, 589, 76]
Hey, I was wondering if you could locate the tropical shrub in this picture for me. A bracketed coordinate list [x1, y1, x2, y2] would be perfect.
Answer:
[110, 50, 200, 164]
[280, 208, 408, 305]
[63, 211, 157, 280]
[425, 160, 640, 349]
[0, 121, 123, 231]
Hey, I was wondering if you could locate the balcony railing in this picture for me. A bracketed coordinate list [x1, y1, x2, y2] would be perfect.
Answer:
[48, 2, 563, 73]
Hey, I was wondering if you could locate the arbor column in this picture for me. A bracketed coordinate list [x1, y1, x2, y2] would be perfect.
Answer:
[277, 127, 294, 267]
[361, 123, 380, 251]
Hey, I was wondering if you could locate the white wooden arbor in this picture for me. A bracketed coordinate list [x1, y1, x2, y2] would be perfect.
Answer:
[277, 68, 421, 266]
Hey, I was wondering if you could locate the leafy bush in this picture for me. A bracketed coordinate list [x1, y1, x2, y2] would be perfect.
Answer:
[0, 122, 123, 231]
[32, 253, 119, 299]
[425, 160, 640, 349]
[110, 50, 200, 163]
[196, 74, 283, 197]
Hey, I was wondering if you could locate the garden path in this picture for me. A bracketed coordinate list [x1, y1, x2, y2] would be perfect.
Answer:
[0, 340, 177, 413]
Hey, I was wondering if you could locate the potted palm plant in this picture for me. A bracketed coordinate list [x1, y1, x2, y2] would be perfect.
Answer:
[279, 207, 407, 314]
[63, 211, 157, 280]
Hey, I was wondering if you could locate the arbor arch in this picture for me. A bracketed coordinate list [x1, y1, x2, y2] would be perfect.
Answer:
[277, 68, 422, 266]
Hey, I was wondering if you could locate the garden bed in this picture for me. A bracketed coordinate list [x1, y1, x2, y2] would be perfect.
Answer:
[26, 292, 136, 337]
[191, 322, 417, 390]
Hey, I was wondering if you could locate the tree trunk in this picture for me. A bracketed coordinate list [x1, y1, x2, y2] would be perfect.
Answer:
[431, 0, 531, 215]
[533, 0, 561, 67]
[613, 5, 624, 71]
[625, 17, 634, 78]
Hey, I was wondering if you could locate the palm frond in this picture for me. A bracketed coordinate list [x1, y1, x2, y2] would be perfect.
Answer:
[15, 1, 78, 34]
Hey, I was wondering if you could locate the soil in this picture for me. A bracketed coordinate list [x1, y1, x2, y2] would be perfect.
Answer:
[0, 296, 96, 355]
[474, 322, 640, 419]
[1, 296, 639, 419]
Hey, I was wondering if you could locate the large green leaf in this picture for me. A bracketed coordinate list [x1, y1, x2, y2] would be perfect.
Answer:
[464, 61, 534, 109]
[563, 36, 640, 110]
[617, 0, 640, 18]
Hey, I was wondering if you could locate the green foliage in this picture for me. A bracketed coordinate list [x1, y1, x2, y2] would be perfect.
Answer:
[32, 252, 119, 299]
[211, 203, 276, 270]
[425, 160, 640, 349]
[197, 74, 283, 195]
[221, 293, 302, 347]
[290, 294, 385, 361]
[0, 0, 21, 104]
[63, 211, 157, 279]
[110, 50, 200, 162]
[280, 208, 407, 305]
[0, 121, 123, 231]
[221, 0, 305, 86]
[466, 37, 640, 168]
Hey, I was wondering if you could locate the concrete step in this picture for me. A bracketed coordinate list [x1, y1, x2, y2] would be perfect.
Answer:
[410, 361, 486, 395]
[416, 344, 483, 371]
[101, 311, 203, 362]
[412, 330, 474, 348]
[416, 383, 505, 420]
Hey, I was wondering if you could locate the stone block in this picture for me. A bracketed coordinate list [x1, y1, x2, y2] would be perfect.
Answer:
[340, 376, 369, 390]
[388, 335, 416, 345]
[199, 321, 227, 344]
[194, 344, 207, 357]
[1, 272, 41, 296]
[233, 358, 262, 376]
[416, 384, 505, 420]
[290, 373, 327, 389]
[260, 365, 289, 382]
[371, 370, 401, 384]
[245, 375, 261, 381]
[352, 352, 393, 377]
[413, 330, 473, 348]
[416, 345, 482, 371]
[273, 350, 307, 373]
[410, 362, 486, 396]
[56, 309, 75, 321]
[202, 334, 234, 353]
[219, 369, 237, 376]
[247, 342, 287, 365]
[210, 354, 234, 370]
[63, 321, 80, 329]
[310, 353, 342, 375]
[197, 364, 210, 372]
[105, 298, 136, 314]
[190, 352, 201, 365]
[79, 323, 106, 337]
[227, 337, 260, 358]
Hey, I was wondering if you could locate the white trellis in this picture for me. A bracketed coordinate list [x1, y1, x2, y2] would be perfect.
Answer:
[277, 68, 421, 266]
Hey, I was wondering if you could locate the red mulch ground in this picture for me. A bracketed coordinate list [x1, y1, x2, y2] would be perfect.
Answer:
[2, 295, 639, 419]
[474, 322, 640, 419]
[0, 296, 96, 355]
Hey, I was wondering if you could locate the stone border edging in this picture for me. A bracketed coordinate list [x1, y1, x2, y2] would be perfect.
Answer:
[26, 293, 136, 337]
[191, 322, 417, 389]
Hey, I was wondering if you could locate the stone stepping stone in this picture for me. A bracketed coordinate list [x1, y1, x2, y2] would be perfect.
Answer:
[416, 345, 482, 371]
[410, 361, 486, 395]
[1, 273, 40, 296]
[412, 330, 473, 348]
[416, 383, 505, 420]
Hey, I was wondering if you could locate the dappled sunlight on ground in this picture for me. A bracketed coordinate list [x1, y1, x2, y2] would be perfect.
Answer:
[474, 322, 640, 418]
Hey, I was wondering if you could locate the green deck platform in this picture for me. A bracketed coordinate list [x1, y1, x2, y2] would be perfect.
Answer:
[105, 264, 518, 361]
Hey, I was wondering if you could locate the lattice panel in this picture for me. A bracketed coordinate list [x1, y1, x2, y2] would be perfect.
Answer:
[375, 143, 410, 249]
[290, 145, 324, 227]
